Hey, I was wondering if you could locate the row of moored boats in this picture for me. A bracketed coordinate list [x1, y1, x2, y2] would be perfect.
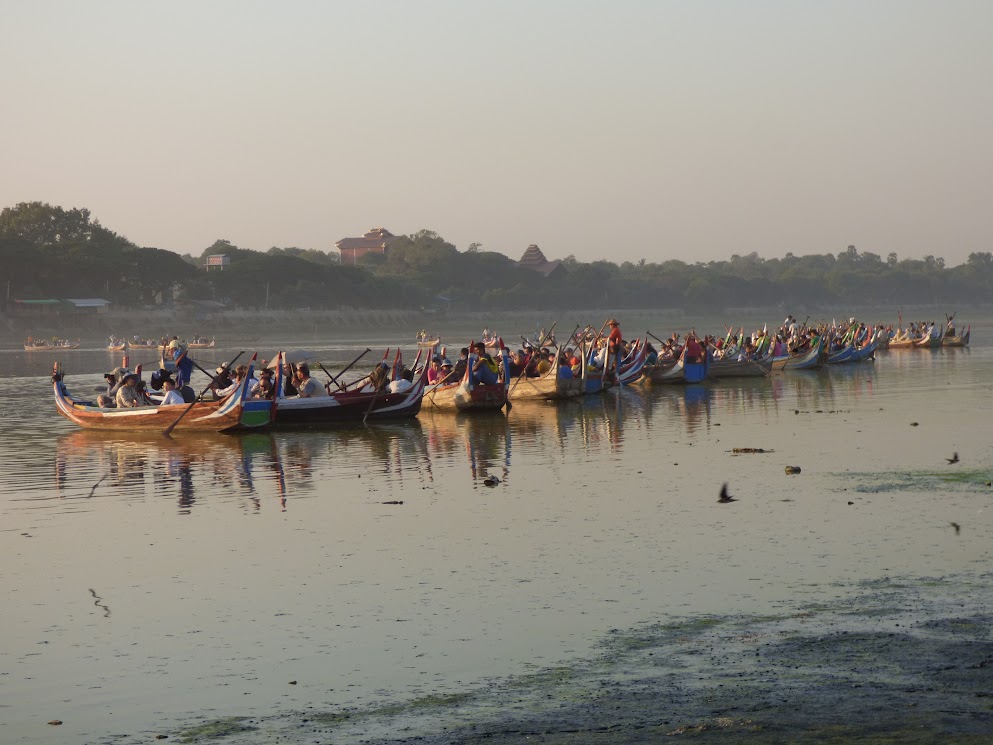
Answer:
[50, 316, 971, 434]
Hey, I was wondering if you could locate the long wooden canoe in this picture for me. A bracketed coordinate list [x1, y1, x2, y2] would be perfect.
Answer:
[424, 348, 511, 411]
[52, 354, 271, 432]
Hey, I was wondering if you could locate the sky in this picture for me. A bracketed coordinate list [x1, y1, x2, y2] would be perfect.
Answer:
[3, 1, 992, 267]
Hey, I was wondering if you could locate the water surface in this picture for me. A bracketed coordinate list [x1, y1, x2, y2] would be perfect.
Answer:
[2, 314, 991, 743]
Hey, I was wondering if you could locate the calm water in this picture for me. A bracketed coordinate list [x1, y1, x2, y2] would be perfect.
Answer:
[2, 313, 992, 744]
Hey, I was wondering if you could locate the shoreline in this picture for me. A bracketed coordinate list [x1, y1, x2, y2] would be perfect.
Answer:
[163, 571, 993, 744]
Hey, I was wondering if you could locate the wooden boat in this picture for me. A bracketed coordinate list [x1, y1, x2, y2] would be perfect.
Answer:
[272, 347, 430, 426]
[423, 348, 512, 411]
[581, 340, 650, 392]
[913, 331, 944, 349]
[416, 335, 441, 348]
[106, 342, 128, 352]
[52, 354, 272, 432]
[942, 326, 970, 347]
[188, 339, 216, 349]
[508, 340, 647, 400]
[770, 335, 826, 371]
[24, 340, 80, 351]
[885, 331, 916, 349]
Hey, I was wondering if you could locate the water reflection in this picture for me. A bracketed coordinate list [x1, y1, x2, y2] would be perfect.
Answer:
[55, 431, 289, 513]
[35, 348, 975, 521]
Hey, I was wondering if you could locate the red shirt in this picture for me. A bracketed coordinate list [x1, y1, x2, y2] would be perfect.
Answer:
[608, 326, 622, 351]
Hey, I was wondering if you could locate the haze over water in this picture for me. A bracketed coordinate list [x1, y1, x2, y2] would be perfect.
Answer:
[2, 311, 992, 743]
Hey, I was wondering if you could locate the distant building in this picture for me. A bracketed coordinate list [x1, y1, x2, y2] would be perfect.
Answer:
[11, 298, 111, 318]
[63, 298, 111, 315]
[336, 227, 397, 265]
[517, 244, 565, 278]
[204, 254, 230, 271]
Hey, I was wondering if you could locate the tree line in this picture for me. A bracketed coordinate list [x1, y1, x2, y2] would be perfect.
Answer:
[1, 201, 991, 312]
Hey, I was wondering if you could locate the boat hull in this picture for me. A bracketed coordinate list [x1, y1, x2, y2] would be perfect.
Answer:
[943, 327, 970, 347]
[53, 382, 268, 433]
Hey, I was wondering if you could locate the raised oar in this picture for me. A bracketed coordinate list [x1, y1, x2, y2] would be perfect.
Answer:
[163, 351, 245, 437]
[322, 348, 372, 392]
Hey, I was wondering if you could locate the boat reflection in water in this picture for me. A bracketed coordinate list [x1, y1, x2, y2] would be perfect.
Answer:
[56, 431, 289, 513]
[51, 365, 890, 513]
[422, 411, 510, 486]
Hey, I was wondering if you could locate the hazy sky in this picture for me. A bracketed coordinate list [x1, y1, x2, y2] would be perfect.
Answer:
[3, 1, 991, 266]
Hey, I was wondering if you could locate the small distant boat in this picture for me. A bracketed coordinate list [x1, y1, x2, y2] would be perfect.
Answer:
[415, 332, 441, 348]
[24, 339, 80, 351]
[187, 338, 216, 349]
[106, 341, 128, 352]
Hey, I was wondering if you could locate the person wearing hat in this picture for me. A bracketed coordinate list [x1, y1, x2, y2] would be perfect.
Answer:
[437, 357, 458, 385]
[209, 364, 235, 400]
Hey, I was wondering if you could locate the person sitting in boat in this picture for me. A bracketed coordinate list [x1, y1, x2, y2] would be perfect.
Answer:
[282, 363, 299, 396]
[159, 377, 185, 406]
[435, 358, 457, 385]
[295, 363, 327, 397]
[557, 353, 574, 380]
[471, 343, 499, 386]
[504, 350, 525, 378]
[427, 356, 443, 385]
[736, 340, 757, 362]
[96, 366, 131, 407]
[389, 367, 415, 394]
[114, 374, 144, 408]
[363, 361, 391, 392]
[210, 364, 236, 399]
[644, 342, 659, 366]
[451, 348, 469, 383]
[255, 368, 276, 399]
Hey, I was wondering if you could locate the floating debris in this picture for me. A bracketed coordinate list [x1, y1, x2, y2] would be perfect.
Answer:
[732, 447, 771, 454]
[785, 466, 802, 475]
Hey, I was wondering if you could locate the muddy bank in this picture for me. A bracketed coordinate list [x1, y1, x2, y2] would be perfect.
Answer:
[168, 573, 993, 744]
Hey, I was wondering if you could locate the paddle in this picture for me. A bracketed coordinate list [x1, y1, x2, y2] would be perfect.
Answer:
[319, 348, 371, 392]
[163, 351, 244, 437]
